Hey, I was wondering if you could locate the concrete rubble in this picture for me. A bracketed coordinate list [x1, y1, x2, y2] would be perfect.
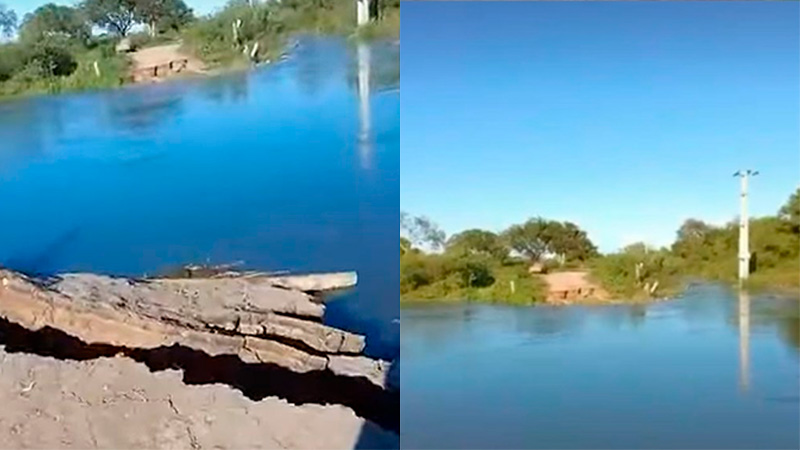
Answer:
[0, 267, 398, 449]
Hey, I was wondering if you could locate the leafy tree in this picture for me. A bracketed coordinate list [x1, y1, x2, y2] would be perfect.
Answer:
[25, 40, 78, 77]
[375, 0, 399, 19]
[400, 253, 432, 292]
[400, 212, 446, 251]
[779, 187, 800, 234]
[446, 229, 507, 261]
[672, 219, 713, 259]
[400, 237, 412, 256]
[502, 217, 551, 263]
[0, 3, 16, 37]
[545, 221, 597, 264]
[502, 218, 598, 264]
[450, 254, 495, 288]
[750, 216, 799, 269]
[82, 0, 137, 36]
[19, 4, 90, 44]
[134, 0, 192, 36]
[676, 218, 712, 242]
[621, 242, 651, 256]
[0, 42, 25, 80]
[156, 0, 192, 33]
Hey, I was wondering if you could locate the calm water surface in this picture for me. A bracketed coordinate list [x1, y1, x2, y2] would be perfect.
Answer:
[401, 285, 799, 449]
[0, 37, 400, 359]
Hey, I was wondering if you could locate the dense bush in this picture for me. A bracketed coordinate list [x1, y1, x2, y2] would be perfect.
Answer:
[0, 43, 26, 81]
[589, 246, 683, 298]
[181, 1, 280, 66]
[26, 40, 79, 77]
[450, 255, 495, 289]
[400, 212, 599, 303]
[592, 188, 800, 296]
[181, 0, 370, 68]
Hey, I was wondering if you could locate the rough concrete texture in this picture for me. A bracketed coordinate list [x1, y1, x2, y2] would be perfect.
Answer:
[0, 346, 397, 449]
[0, 269, 388, 386]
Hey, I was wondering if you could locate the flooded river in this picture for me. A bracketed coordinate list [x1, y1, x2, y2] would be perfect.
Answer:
[0, 37, 400, 360]
[401, 285, 799, 448]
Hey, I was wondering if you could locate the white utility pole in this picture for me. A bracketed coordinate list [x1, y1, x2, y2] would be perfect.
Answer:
[734, 169, 759, 282]
[356, 0, 371, 26]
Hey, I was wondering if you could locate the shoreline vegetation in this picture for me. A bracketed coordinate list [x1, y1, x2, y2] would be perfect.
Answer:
[0, 0, 398, 100]
[401, 188, 800, 305]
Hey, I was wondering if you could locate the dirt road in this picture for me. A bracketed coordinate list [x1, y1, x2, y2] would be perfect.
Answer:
[542, 270, 609, 303]
[130, 43, 205, 82]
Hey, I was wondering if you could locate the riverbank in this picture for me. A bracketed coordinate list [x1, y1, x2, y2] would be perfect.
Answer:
[401, 188, 799, 306]
[400, 259, 548, 305]
[400, 253, 797, 306]
[400, 268, 798, 307]
[0, 0, 399, 101]
[401, 268, 671, 306]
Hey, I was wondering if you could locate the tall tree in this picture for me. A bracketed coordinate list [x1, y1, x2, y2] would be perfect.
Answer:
[671, 218, 713, 258]
[82, 0, 137, 37]
[19, 4, 90, 44]
[400, 212, 446, 251]
[0, 3, 16, 37]
[546, 221, 597, 263]
[502, 217, 551, 263]
[446, 229, 507, 261]
[134, 0, 192, 36]
[779, 187, 800, 234]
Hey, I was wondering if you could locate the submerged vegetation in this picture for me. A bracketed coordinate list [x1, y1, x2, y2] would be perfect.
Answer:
[0, 0, 399, 99]
[401, 188, 800, 304]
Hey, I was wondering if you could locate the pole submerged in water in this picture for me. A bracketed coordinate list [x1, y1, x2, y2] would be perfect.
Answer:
[734, 169, 758, 283]
[738, 289, 750, 391]
[357, 42, 372, 169]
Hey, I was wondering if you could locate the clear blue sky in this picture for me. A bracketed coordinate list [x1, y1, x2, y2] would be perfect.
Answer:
[4, 0, 223, 19]
[401, 1, 800, 253]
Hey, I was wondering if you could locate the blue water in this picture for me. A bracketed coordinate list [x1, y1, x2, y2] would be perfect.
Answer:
[0, 37, 400, 359]
[401, 286, 799, 449]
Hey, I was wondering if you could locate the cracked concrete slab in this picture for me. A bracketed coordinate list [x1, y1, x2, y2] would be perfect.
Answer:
[0, 347, 397, 449]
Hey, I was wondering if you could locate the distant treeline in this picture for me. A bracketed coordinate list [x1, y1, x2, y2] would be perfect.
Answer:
[401, 188, 800, 303]
[0, 0, 398, 98]
[400, 213, 597, 303]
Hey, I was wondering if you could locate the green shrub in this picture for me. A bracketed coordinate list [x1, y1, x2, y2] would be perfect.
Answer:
[449, 255, 495, 288]
[27, 41, 78, 77]
[0, 43, 26, 81]
[589, 246, 683, 299]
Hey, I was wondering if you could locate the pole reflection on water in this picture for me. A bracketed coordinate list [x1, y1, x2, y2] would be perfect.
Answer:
[738, 289, 750, 392]
[401, 287, 799, 449]
[357, 42, 372, 170]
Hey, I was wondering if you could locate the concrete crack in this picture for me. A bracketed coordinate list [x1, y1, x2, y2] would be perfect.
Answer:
[168, 396, 200, 449]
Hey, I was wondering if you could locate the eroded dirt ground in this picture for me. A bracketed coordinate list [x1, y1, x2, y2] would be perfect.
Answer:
[542, 270, 610, 303]
[0, 269, 397, 449]
[0, 346, 397, 449]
